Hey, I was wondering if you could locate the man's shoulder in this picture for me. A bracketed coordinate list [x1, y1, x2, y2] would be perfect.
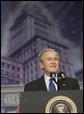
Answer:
[58, 76, 80, 90]
[25, 76, 44, 86]
[24, 75, 46, 91]
[65, 76, 78, 82]
[65, 76, 80, 89]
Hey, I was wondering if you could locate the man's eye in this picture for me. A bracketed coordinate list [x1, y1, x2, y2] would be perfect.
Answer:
[54, 58, 58, 60]
[47, 58, 51, 61]
[54, 57, 59, 60]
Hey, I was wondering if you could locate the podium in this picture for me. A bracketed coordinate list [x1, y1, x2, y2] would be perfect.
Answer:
[20, 90, 83, 113]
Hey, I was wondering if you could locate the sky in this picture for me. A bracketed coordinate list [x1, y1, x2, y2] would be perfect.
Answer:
[1, 1, 83, 72]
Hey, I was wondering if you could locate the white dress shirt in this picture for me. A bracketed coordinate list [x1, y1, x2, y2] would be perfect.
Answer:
[44, 74, 58, 91]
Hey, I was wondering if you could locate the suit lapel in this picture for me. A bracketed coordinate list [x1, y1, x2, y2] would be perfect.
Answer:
[39, 75, 47, 91]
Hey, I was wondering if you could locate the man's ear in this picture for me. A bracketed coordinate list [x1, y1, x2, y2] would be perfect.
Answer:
[39, 62, 44, 69]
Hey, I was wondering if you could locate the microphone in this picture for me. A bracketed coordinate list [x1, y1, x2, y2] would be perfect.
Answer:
[58, 71, 65, 80]
[50, 72, 58, 78]
[50, 71, 65, 83]
[50, 72, 58, 84]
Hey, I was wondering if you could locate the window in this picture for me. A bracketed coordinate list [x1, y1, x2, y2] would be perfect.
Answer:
[17, 67, 20, 72]
[31, 63, 33, 67]
[7, 64, 10, 69]
[16, 81, 19, 84]
[12, 65, 15, 71]
[2, 62, 5, 67]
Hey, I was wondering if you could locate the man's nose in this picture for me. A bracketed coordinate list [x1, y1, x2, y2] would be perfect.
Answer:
[51, 59, 56, 63]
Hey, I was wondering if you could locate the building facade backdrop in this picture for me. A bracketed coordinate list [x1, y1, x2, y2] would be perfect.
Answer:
[1, 2, 83, 113]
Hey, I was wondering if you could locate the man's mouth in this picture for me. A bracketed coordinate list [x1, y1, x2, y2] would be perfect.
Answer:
[50, 66, 56, 68]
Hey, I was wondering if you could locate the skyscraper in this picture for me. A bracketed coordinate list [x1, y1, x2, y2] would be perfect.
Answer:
[8, 4, 76, 84]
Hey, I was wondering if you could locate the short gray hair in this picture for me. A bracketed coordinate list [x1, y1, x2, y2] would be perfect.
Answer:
[38, 48, 59, 62]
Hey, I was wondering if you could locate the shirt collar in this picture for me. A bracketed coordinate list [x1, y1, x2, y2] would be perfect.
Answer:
[44, 74, 51, 81]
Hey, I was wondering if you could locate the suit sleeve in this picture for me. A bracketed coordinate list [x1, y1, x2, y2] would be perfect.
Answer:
[24, 82, 37, 91]
[24, 84, 31, 91]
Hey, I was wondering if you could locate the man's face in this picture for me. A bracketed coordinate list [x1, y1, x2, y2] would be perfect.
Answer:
[39, 51, 59, 76]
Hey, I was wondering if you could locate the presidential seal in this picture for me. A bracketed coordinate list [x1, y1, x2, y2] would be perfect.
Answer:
[45, 96, 77, 113]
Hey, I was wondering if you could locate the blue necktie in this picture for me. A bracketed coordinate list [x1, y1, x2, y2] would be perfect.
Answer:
[49, 78, 56, 91]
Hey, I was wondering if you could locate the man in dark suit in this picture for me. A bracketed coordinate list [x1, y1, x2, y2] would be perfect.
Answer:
[16, 49, 80, 113]
[24, 49, 80, 91]
[24, 75, 80, 91]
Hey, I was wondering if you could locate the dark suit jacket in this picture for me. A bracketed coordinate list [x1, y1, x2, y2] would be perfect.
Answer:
[24, 75, 80, 91]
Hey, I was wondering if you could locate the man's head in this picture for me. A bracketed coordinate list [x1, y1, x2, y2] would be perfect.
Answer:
[38, 49, 59, 77]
